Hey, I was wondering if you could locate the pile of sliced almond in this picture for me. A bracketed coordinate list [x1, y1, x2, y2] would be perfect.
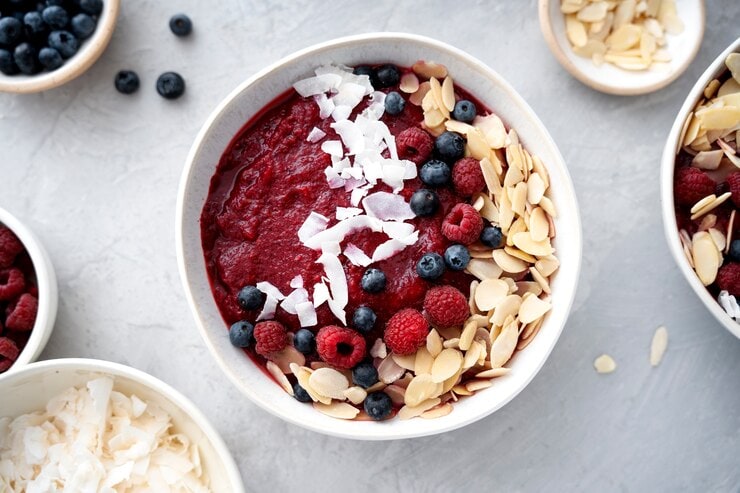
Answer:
[676, 53, 740, 288]
[560, 0, 683, 70]
[273, 61, 559, 421]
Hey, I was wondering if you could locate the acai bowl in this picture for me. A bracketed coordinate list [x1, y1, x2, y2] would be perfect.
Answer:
[177, 33, 581, 440]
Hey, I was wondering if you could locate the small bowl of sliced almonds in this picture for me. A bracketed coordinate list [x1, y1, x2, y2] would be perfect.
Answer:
[539, 0, 705, 95]
[661, 37, 740, 338]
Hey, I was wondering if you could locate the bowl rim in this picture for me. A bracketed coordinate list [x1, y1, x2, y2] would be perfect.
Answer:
[0, 0, 120, 94]
[0, 206, 58, 368]
[0, 357, 246, 491]
[176, 32, 583, 440]
[660, 36, 740, 339]
[537, 0, 706, 96]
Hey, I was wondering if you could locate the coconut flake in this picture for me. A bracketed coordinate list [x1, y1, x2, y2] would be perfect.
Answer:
[332, 105, 352, 122]
[297, 212, 329, 243]
[382, 221, 416, 239]
[324, 167, 345, 189]
[302, 215, 383, 250]
[336, 207, 363, 220]
[290, 275, 304, 289]
[371, 239, 408, 262]
[719, 290, 740, 320]
[321, 241, 341, 255]
[307, 127, 326, 143]
[321, 140, 344, 157]
[293, 73, 342, 97]
[314, 93, 335, 119]
[317, 252, 348, 324]
[332, 120, 365, 155]
[343, 243, 373, 267]
[256, 281, 285, 321]
[333, 82, 367, 109]
[350, 187, 370, 206]
[296, 301, 318, 327]
[281, 288, 309, 315]
[313, 282, 331, 308]
[363, 192, 415, 221]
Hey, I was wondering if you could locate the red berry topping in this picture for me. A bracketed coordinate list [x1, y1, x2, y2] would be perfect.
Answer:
[396, 127, 433, 165]
[316, 325, 366, 369]
[0, 337, 19, 372]
[717, 262, 740, 297]
[5, 293, 37, 332]
[424, 285, 469, 328]
[0, 226, 23, 269]
[674, 167, 716, 206]
[253, 321, 289, 357]
[441, 203, 484, 245]
[452, 157, 485, 196]
[384, 308, 429, 355]
[727, 171, 740, 207]
[0, 268, 25, 301]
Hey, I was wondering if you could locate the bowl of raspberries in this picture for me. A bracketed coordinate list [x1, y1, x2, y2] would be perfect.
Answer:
[0, 0, 120, 94]
[0, 207, 58, 372]
[662, 37, 740, 338]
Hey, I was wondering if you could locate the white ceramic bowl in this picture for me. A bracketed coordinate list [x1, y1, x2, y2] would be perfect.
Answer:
[0, 0, 120, 94]
[176, 33, 582, 440]
[0, 207, 57, 369]
[0, 358, 245, 491]
[661, 37, 740, 339]
[539, 0, 705, 95]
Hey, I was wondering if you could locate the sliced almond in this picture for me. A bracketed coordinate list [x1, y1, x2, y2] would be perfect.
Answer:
[530, 266, 552, 294]
[527, 173, 546, 205]
[577, 1, 608, 22]
[379, 355, 407, 383]
[294, 366, 330, 404]
[398, 397, 441, 420]
[266, 361, 294, 396]
[399, 72, 420, 94]
[594, 354, 617, 374]
[474, 278, 510, 311]
[535, 255, 560, 277]
[462, 340, 483, 370]
[605, 24, 642, 51]
[384, 384, 406, 406]
[313, 401, 360, 420]
[271, 346, 306, 374]
[566, 14, 588, 48]
[441, 76, 456, 112]
[516, 281, 543, 297]
[650, 326, 668, 367]
[708, 228, 726, 253]
[405, 374, 443, 407]
[412, 60, 448, 80]
[490, 294, 523, 327]
[690, 194, 716, 214]
[505, 246, 537, 263]
[414, 347, 435, 375]
[409, 81, 431, 106]
[539, 196, 557, 218]
[421, 402, 453, 419]
[512, 231, 554, 257]
[490, 318, 518, 368]
[309, 367, 350, 400]
[426, 328, 443, 358]
[466, 258, 504, 280]
[691, 231, 720, 286]
[343, 386, 367, 405]
[492, 249, 528, 273]
[519, 294, 552, 324]
[465, 379, 493, 392]
[475, 367, 511, 379]
[431, 348, 464, 383]
[459, 319, 478, 351]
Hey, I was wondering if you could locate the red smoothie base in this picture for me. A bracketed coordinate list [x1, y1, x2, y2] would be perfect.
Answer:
[201, 72, 488, 342]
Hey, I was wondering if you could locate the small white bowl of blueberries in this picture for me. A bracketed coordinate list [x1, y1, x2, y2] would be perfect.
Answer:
[0, 0, 119, 93]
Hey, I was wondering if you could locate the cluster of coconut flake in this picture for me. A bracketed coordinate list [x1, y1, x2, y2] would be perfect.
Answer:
[258, 65, 422, 326]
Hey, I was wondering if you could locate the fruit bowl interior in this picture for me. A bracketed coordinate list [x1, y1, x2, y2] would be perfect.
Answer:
[0, 359, 245, 492]
[0, 0, 120, 94]
[177, 33, 582, 440]
[0, 206, 58, 369]
[661, 37, 740, 339]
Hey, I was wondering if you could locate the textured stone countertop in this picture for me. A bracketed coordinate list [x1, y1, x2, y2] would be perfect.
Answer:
[1, 1, 739, 491]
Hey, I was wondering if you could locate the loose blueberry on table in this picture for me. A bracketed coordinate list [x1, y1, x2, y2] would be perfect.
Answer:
[0, 0, 102, 76]
[0, 224, 40, 373]
[672, 53, 740, 321]
[201, 60, 560, 421]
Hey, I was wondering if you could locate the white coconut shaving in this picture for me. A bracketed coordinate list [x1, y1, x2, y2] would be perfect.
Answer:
[306, 127, 326, 143]
[718, 290, 740, 320]
[362, 192, 415, 221]
[343, 243, 373, 267]
[256, 281, 285, 321]
[0, 377, 210, 493]
[297, 212, 329, 243]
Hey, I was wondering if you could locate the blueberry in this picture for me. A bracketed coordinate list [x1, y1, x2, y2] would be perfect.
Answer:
[293, 328, 316, 355]
[480, 225, 504, 248]
[416, 252, 445, 280]
[156, 71, 186, 99]
[353, 65, 374, 79]
[13, 42, 38, 74]
[114, 69, 139, 94]
[434, 131, 465, 163]
[384, 91, 405, 115]
[169, 13, 192, 37]
[70, 13, 95, 39]
[352, 306, 376, 334]
[364, 392, 392, 420]
[293, 383, 312, 403]
[23, 11, 47, 39]
[374, 64, 400, 88]
[42, 6, 68, 29]
[0, 17, 23, 46]
[729, 240, 740, 262]
[361, 268, 386, 293]
[78, 0, 102, 15]
[409, 189, 440, 217]
[38, 46, 62, 69]
[45, 0, 66, 6]
[47, 30, 78, 58]
[452, 99, 477, 123]
[0, 49, 18, 75]
[352, 362, 379, 389]
[444, 244, 471, 271]
[228, 320, 254, 348]
[237, 285, 265, 310]
[419, 159, 451, 187]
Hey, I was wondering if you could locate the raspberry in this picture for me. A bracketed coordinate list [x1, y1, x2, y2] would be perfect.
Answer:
[727, 172, 740, 207]
[396, 127, 433, 165]
[384, 308, 429, 355]
[0, 269, 25, 301]
[0, 337, 19, 372]
[424, 285, 469, 328]
[674, 167, 715, 206]
[717, 262, 740, 297]
[316, 325, 366, 369]
[5, 293, 37, 332]
[0, 226, 23, 269]
[441, 203, 483, 245]
[452, 157, 485, 196]
[253, 321, 288, 357]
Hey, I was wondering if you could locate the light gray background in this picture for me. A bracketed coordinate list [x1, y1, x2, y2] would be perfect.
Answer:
[2, 1, 739, 491]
